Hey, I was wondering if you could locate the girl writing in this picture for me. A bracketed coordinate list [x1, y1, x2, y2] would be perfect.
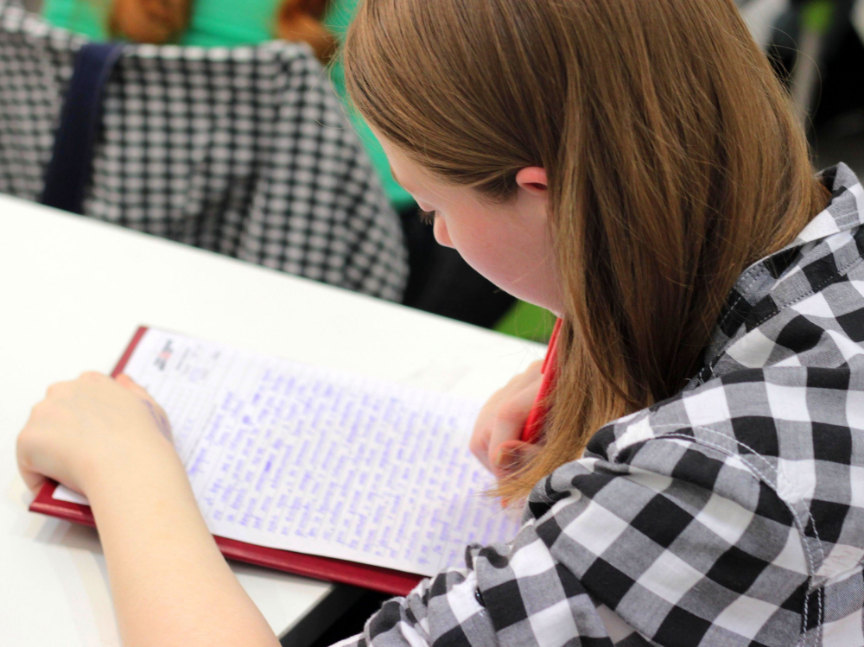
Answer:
[17, 0, 864, 645]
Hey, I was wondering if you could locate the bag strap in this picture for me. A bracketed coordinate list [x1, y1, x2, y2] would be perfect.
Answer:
[40, 43, 124, 215]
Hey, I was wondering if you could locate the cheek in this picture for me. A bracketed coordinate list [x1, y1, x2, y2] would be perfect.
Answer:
[448, 221, 557, 308]
[445, 220, 511, 281]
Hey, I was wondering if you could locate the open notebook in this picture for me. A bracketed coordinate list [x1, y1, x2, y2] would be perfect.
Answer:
[31, 327, 522, 596]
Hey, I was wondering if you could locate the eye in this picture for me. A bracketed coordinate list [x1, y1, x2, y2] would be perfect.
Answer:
[418, 209, 437, 226]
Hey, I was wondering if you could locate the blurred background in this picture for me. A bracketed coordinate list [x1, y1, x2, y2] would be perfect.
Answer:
[9, 0, 864, 348]
[740, 0, 864, 174]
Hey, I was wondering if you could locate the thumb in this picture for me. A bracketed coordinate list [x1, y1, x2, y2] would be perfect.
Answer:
[115, 374, 154, 402]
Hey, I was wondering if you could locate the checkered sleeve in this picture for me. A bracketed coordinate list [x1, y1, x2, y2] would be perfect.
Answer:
[331, 413, 813, 647]
[329, 516, 617, 647]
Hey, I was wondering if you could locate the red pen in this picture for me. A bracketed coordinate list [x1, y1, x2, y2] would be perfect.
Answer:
[521, 318, 563, 443]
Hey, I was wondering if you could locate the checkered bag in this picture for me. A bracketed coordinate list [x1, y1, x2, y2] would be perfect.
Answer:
[0, 0, 408, 301]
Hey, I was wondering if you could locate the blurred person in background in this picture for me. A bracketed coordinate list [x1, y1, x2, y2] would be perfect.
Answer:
[41, 0, 517, 327]
[41, 0, 411, 231]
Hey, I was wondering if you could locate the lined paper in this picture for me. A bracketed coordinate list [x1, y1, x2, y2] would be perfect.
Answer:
[55, 329, 521, 576]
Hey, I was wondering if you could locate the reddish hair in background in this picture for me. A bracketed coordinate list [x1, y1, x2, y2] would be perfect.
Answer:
[108, 0, 335, 62]
[343, 0, 830, 501]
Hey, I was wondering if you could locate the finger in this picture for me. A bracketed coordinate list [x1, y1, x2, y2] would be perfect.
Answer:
[45, 379, 75, 400]
[19, 466, 47, 495]
[494, 440, 539, 478]
[470, 405, 497, 471]
[470, 394, 509, 471]
[115, 374, 154, 401]
[470, 387, 512, 470]
[488, 383, 541, 471]
[471, 362, 544, 471]
[524, 360, 543, 380]
[16, 434, 48, 494]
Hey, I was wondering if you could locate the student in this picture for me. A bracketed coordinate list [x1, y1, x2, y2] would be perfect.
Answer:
[16, 0, 864, 645]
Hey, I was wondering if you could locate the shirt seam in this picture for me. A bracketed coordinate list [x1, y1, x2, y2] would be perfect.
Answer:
[709, 254, 864, 380]
[610, 424, 826, 572]
[606, 426, 825, 637]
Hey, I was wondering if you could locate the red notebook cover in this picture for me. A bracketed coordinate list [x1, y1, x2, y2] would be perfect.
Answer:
[29, 326, 424, 597]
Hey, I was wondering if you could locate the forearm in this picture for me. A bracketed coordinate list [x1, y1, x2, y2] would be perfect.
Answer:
[87, 453, 280, 647]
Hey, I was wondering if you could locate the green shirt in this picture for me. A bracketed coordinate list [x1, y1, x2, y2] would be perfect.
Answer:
[42, 0, 414, 211]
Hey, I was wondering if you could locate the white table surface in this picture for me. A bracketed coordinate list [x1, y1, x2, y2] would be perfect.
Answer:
[0, 194, 545, 646]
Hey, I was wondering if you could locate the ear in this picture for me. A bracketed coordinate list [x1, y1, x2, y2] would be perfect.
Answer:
[515, 167, 548, 196]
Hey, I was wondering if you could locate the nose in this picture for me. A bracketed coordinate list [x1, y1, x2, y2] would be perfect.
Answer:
[433, 216, 454, 248]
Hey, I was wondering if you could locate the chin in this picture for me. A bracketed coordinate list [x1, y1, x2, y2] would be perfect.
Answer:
[510, 291, 563, 317]
[502, 288, 549, 312]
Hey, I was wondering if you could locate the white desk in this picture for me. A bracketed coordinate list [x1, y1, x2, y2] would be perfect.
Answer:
[0, 195, 545, 646]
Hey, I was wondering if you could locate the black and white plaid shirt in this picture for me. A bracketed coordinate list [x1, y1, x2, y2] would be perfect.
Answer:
[336, 164, 864, 647]
[0, 1, 407, 301]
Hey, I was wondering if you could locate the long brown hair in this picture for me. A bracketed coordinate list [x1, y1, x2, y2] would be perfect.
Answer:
[107, 0, 336, 62]
[344, 0, 829, 501]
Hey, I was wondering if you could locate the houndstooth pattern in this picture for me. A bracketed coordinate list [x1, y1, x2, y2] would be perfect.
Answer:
[0, 0, 407, 301]
[335, 164, 864, 647]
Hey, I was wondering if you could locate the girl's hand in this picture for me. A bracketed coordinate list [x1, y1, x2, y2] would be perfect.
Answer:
[18, 374, 280, 647]
[470, 361, 543, 479]
[16, 372, 176, 497]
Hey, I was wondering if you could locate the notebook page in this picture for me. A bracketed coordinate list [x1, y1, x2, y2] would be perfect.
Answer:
[54, 328, 522, 576]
